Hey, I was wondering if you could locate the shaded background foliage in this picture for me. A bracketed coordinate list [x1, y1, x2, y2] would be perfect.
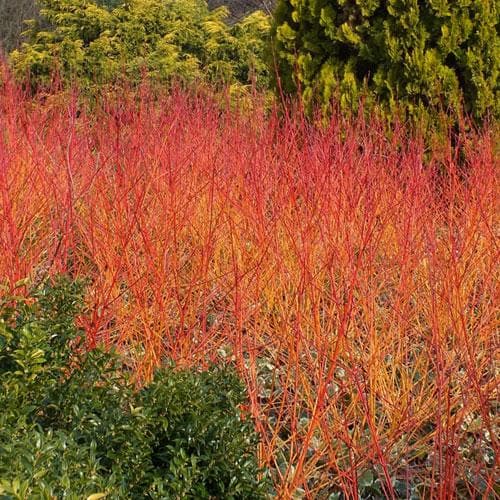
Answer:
[0, 0, 39, 52]
[2, 0, 498, 124]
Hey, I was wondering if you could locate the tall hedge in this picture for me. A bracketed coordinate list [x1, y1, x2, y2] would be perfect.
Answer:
[272, 0, 499, 120]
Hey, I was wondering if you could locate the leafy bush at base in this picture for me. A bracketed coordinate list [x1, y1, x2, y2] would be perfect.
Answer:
[0, 276, 267, 499]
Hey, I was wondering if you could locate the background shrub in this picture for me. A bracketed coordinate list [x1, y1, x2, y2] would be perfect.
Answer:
[10, 0, 271, 91]
[0, 277, 267, 498]
[272, 0, 499, 121]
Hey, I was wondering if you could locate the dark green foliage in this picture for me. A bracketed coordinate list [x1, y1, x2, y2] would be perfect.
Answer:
[0, 276, 267, 498]
[140, 369, 265, 498]
[272, 0, 499, 121]
[10, 0, 271, 91]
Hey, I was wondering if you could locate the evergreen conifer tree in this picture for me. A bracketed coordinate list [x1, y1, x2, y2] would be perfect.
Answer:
[272, 0, 499, 120]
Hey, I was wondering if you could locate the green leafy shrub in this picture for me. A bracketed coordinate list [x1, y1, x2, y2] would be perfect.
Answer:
[10, 0, 271, 91]
[0, 276, 267, 498]
[272, 0, 499, 121]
